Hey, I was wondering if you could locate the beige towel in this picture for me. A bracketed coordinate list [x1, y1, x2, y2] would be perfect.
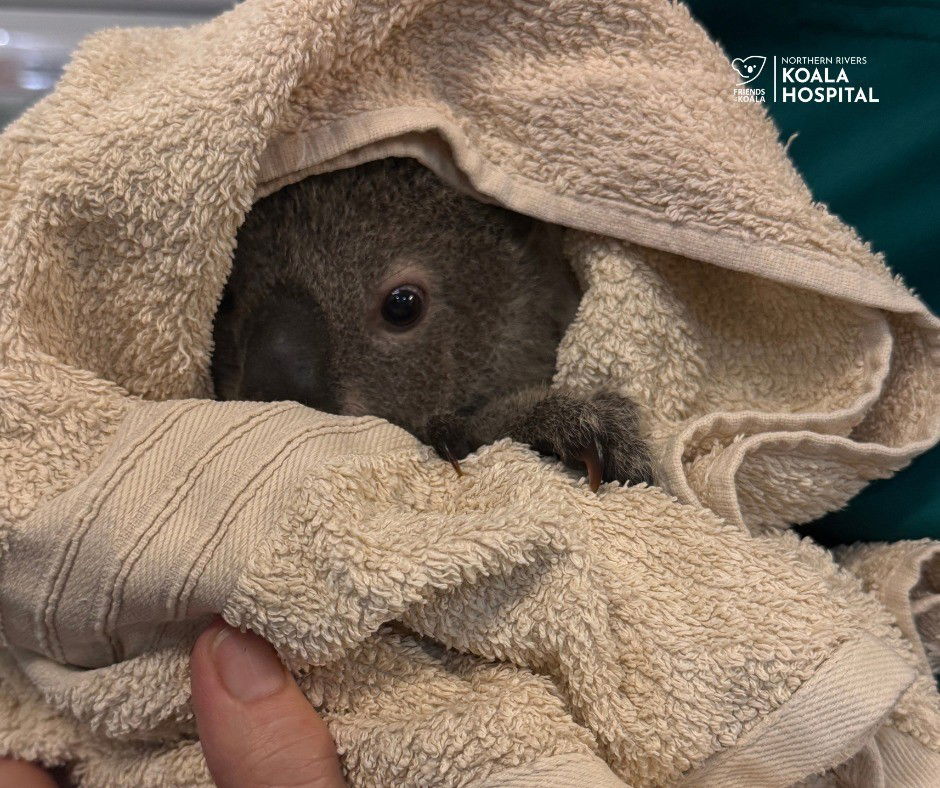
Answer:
[0, 0, 938, 785]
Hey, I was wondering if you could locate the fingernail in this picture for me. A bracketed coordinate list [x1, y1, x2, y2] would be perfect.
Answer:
[211, 625, 286, 702]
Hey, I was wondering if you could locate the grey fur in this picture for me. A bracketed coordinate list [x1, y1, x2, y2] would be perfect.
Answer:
[212, 157, 652, 485]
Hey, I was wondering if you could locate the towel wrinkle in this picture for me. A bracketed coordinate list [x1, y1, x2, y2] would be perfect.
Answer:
[98, 402, 293, 660]
[40, 400, 205, 662]
[173, 417, 390, 619]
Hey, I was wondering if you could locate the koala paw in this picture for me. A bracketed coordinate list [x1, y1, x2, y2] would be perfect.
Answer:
[421, 411, 480, 473]
[420, 390, 653, 491]
[511, 390, 653, 490]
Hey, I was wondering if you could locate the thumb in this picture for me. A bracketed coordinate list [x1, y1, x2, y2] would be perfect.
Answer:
[190, 620, 346, 788]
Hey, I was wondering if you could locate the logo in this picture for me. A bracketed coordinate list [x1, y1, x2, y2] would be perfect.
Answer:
[730, 55, 877, 104]
[731, 56, 766, 84]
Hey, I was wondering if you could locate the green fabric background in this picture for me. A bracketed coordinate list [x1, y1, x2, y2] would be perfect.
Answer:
[685, 1, 939, 544]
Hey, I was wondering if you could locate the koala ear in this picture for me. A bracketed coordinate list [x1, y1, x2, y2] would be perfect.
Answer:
[522, 219, 566, 262]
[506, 209, 536, 237]
[502, 211, 568, 263]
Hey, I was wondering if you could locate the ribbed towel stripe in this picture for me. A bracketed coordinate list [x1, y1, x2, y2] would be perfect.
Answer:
[39, 400, 203, 661]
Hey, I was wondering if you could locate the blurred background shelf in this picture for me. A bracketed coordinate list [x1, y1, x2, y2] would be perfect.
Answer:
[0, 1, 229, 126]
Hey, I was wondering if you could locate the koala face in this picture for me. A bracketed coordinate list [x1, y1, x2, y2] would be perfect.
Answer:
[212, 158, 580, 442]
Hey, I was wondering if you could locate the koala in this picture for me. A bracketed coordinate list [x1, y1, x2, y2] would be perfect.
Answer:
[212, 157, 651, 489]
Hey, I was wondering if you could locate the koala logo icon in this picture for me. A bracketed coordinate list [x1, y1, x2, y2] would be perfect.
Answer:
[731, 56, 767, 85]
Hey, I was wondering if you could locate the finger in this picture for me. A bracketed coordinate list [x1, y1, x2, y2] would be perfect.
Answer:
[190, 620, 346, 788]
[0, 759, 58, 787]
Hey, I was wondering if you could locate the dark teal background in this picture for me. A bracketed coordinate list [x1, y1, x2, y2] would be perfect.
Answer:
[685, 1, 939, 544]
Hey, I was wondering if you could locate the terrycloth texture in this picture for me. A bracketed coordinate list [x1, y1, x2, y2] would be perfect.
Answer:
[1, 402, 937, 787]
[837, 541, 940, 675]
[0, 0, 938, 786]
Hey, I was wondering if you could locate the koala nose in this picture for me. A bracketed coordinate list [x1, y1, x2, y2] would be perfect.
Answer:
[238, 291, 339, 415]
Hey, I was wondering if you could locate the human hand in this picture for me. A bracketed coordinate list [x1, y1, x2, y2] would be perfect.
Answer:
[190, 619, 347, 788]
[0, 759, 57, 787]
[0, 621, 345, 788]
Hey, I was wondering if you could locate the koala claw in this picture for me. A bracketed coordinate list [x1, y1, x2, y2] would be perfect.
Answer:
[422, 412, 477, 477]
[513, 390, 653, 490]
[443, 446, 464, 477]
[575, 443, 604, 492]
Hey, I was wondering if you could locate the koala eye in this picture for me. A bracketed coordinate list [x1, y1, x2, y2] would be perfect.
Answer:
[381, 285, 426, 329]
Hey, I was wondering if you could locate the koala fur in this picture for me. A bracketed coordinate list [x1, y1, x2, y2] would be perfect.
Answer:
[212, 157, 651, 486]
